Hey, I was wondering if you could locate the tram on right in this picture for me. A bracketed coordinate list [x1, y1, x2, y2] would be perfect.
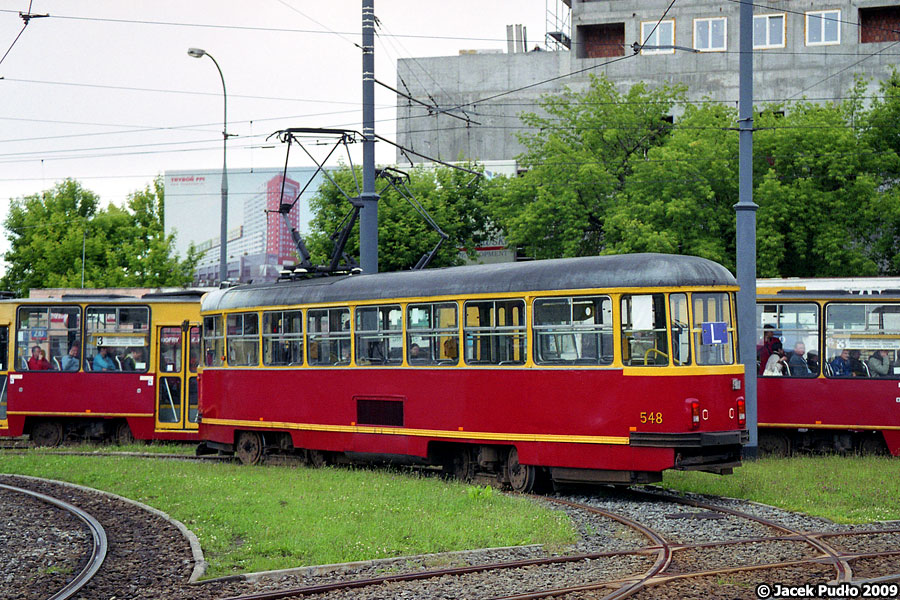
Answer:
[756, 279, 900, 456]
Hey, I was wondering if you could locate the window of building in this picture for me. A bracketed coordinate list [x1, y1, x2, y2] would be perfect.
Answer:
[621, 294, 668, 366]
[16, 306, 81, 372]
[860, 6, 900, 43]
[356, 305, 402, 366]
[226, 312, 259, 366]
[533, 296, 613, 365]
[578, 22, 625, 58]
[263, 310, 303, 366]
[407, 302, 458, 365]
[84, 306, 149, 372]
[307, 307, 351, 366]
[692, 293, 735, 365]
[640, 20, 675, 54]
[806, 10, 841, 46]
[464, 299, 526, 365]
[758, 303, 819, 377]
[754, 13, 785, 49]
[825, 303, 900, 378]
[203, 315, 224, 367]
[694, 17, 727, 51]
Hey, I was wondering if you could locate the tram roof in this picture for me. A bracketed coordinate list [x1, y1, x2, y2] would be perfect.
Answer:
[202, 253, 736, 312]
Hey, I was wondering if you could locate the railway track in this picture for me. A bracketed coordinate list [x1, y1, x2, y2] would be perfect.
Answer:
[0, 482, 108, 600]
[210, 489, 900, 600]
[2, 453, 899, 598]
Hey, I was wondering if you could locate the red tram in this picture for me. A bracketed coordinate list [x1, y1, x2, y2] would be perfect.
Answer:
[0, 293, 203, 445]
[757, 282, 900, 456]
[198, 254, 748, 490]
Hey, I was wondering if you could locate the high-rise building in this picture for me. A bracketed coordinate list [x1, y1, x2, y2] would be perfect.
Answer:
[164, 166, 322, 284]
[264, 175, 302, 262]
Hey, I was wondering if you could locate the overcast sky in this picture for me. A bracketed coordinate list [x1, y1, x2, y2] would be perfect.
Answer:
[0, 1, 550, 268]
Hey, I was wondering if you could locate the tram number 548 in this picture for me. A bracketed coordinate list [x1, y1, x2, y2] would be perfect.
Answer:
[640, 412, 663, 424]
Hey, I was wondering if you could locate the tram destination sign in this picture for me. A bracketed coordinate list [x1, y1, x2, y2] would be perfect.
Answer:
[92, 336, 146, 347]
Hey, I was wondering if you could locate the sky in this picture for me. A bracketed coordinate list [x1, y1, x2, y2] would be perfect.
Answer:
[0, 1, 550, 267]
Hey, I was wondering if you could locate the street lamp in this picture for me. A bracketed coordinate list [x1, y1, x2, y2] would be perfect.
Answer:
[187, 47, 229, 284]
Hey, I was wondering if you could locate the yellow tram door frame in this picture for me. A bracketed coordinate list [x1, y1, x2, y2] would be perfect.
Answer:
[154, 322, 200, 432]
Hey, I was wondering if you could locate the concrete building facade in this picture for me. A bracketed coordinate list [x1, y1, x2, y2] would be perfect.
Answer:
[397, 0, 900, 163]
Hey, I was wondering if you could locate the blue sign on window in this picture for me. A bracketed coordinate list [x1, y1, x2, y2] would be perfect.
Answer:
[30, 328, 47, 340]
[701, 322, 728, 345]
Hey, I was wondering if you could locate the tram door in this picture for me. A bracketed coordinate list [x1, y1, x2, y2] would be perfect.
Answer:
[155, 324, 200, 431]
[0, 325, 8, 429]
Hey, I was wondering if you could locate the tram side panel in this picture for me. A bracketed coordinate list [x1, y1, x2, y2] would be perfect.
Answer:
[4, 372, 150, 436]
[758, 377, 900, 456]
[199, 366, 744, 474]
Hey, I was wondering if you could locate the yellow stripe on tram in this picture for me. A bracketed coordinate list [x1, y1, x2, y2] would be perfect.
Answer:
[202, 418, 631, 445]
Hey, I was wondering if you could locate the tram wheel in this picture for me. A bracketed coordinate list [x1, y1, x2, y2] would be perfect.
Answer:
[115, 421, 135, 446]
[32, 421, 64, 447]
[858, 434, 887, 456]
[759, 432, 791, 457]
[308, 450, 329, 468]
[236, 431, 264, 465]
[444, 447, 475, 483]
[506, 447, 536, 493]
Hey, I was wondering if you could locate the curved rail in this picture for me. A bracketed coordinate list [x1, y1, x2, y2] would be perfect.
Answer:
[638, 489, 852, 583]
[497, 496, 673, 600]
[0, 483, 108, 600]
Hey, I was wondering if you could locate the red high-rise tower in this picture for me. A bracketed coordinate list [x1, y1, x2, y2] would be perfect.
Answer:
[265, 175, 301, 262]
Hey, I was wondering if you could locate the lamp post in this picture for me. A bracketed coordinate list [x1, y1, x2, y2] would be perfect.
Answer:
[188, 47, 229, 284]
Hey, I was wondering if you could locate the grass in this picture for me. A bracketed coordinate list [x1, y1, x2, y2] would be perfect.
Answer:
[38, 442, 197, 455]
[662, 455, 900, 524]
[0, 454, 575, 578]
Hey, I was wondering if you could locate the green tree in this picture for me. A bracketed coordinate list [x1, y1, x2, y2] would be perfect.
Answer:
[494, 74, 900, 277]
[605, 102, 739, 269]
[306, 165, 499, 272]
[491, 74, 686, 259]
[2, 178, 200, 296]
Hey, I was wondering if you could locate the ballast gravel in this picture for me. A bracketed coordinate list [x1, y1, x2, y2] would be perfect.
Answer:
[2, 474, 900, 600]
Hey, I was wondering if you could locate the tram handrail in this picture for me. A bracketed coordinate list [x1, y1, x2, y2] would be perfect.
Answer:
[643, 347, 668, 365]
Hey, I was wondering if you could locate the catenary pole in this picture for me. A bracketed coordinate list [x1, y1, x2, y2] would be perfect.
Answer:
[360, 0, 379, 273]
[736, 0, 758, 456]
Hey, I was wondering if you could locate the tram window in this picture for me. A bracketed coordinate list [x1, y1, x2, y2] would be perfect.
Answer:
[307, 308, 351, 366]
[407, 302, 459, 366]
[356, 305, 402, 366]
[189, 326, 200, 373]
[159, 327, 183, 373]
[16, 306, 81, 372]
[464, 299, 526, 366]
[825, 302, 900, 378]
[669, 294, 691, 366]
[226, 313, 259, 367]
[533, 296, 612, 365]
[85, 306, 149, 373]
[621, 294, 668, 366]
[263, 310, 303, 367]
[0, 325, 7, 372]
[758, 303, 819, 377]
[692, 293, 735, 366]
[203, 315, 224, 366]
